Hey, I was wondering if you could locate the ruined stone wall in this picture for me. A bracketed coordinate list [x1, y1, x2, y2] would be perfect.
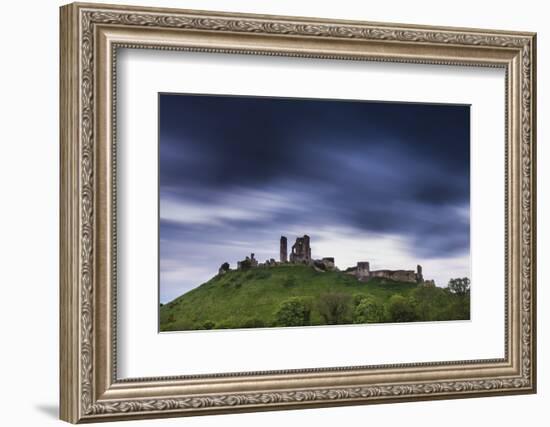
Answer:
[237, 253, 258, 270]
[322, 257, 335, 269]
[352, 261, 425, 283]
[313, 257, 336, 271]
[370, 269, 417, 283]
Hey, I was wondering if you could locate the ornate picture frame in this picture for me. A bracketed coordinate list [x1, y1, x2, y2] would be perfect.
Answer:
[60, 2, 536, 423]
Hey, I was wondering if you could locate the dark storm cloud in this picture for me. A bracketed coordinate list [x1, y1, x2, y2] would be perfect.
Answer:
[158, 93, 471, 301]
[160, 93, 469, 255]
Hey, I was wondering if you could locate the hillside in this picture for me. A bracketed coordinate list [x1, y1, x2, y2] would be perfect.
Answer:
[160, 264, 469, 331]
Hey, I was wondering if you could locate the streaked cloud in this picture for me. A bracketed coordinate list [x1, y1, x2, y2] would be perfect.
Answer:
[159, 94, 470, 302]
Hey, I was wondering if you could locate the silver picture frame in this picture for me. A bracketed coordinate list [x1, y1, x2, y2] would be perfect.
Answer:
[60, 2, 537, 422]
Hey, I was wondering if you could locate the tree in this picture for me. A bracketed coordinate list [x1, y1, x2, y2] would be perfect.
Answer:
[410, 283, 449, 321]
[318, 292, 353, 325]
[449, 296, 471, 320]
[447, 277, 471, 297]
[274, 297, 312, 327]
[385, 295, 417, 323]
[353, 295, 385, 324]
[446, 277, 471, 320]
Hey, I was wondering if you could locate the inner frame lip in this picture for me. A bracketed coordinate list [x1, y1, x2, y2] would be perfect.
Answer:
[108, 42, 512, 384]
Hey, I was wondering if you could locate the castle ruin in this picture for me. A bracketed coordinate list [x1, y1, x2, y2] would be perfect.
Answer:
[220, 235, 432, 285]
[289, 235, 311, 264]
[236, 253, 258, 270]
[279, 236, 287, 263]
[345, 262, 423, 284]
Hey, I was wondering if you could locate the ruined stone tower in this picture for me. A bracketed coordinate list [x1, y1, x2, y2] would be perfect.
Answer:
[280, 236, 288, 263]
[416, 265, 423, 282]
[356, 261, 370, 280]
[290, 235, 311, 264]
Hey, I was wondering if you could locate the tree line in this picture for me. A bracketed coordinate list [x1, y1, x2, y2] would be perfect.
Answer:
[274, 277, 471, 326]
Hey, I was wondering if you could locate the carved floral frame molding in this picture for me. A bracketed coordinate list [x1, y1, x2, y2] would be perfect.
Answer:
[60, 2, 536, 423]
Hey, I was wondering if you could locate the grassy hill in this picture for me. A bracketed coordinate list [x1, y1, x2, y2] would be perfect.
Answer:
[160, 265, 469, 331]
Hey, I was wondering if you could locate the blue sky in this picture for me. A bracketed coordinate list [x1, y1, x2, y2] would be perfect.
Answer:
[159, 94, 470, 303]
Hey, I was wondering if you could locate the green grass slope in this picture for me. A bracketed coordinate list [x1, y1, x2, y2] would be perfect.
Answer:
[160, 264, 468, 331]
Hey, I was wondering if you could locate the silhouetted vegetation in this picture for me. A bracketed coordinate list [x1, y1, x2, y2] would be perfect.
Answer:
[353, 295, 385, 323]
[159, 265, 471, 331]
[318, 293, 353, 325]
[274, 297, 312, 327]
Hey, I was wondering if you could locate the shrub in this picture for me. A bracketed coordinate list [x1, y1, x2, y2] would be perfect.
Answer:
[318, 292, 353, 325]
[353, 296, 385, 324]
[274, 297, 312, 327]
[385, 295, 417, 323]
[353, 294, 369, 306]
[448, 296, 471, 320]
[410, 284, 449, 321]
[202, 320, 216, 330]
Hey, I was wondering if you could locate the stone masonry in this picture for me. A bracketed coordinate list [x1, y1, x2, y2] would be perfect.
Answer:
[289, 235, 312, 264]
[346, 262, 424, 283]
[280, 236, 288, 263]
[220, 235, 432, 285]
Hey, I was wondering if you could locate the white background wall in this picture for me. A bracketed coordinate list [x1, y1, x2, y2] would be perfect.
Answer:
[0, 0, 546, 426]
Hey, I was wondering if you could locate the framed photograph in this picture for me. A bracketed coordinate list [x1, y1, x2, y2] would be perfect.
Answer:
[157, 94, 471, 332]
[60, 2, 537, 423]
